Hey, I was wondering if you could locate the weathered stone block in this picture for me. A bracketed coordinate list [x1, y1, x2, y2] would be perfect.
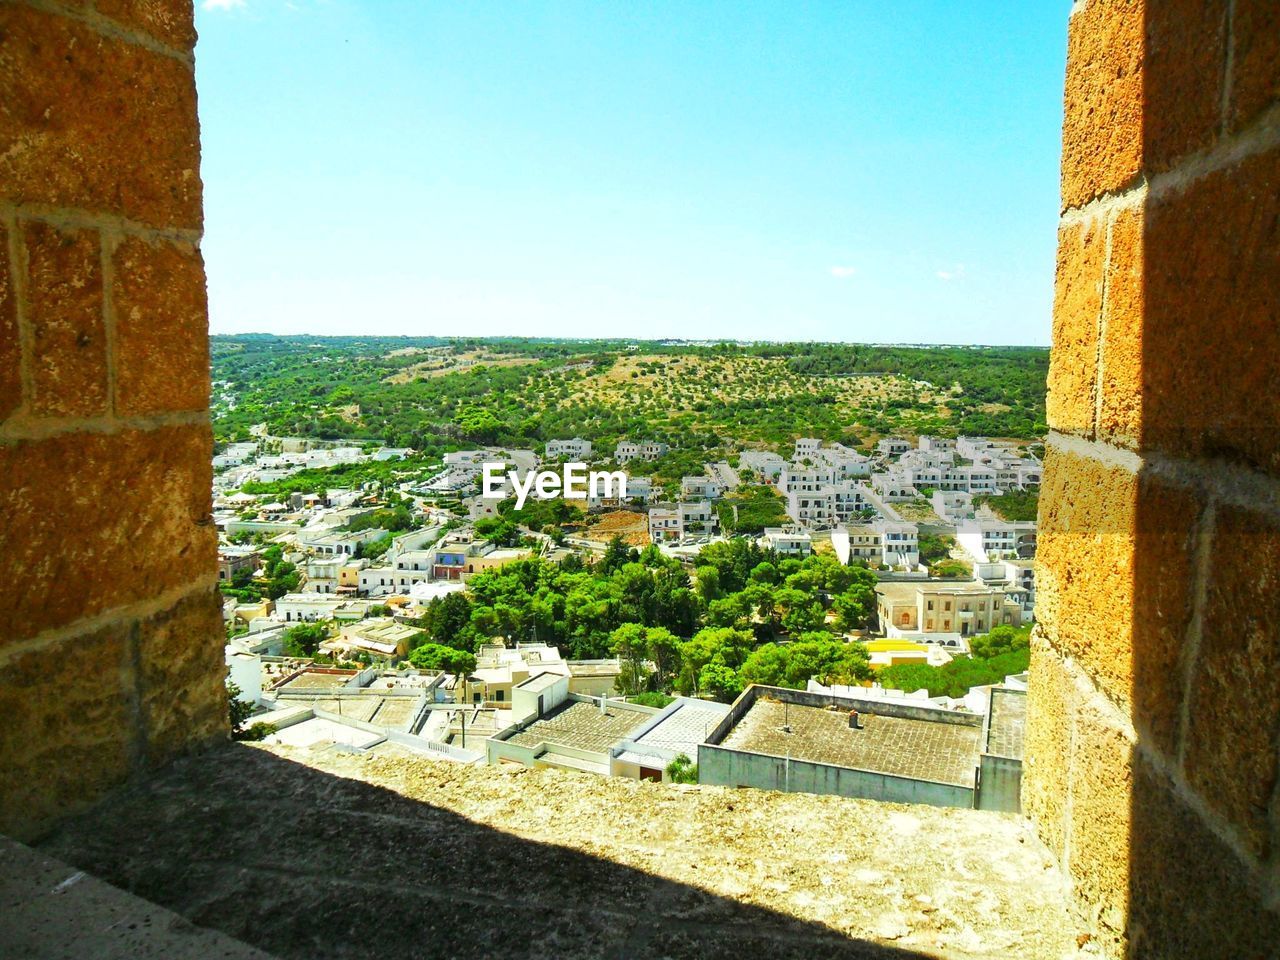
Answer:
[1128, 758, 1280, 958]
[1021, 635, 1075, 860]
[1066, 694, 1134, 948]
[94, 0, 198, 51]
[138, 589, 229, 767]
[0, 222, 19, 421]
[1046, 219, 1104, 436]
[112, 236, 210, 416]
[0, 4, 202, 229]
[23, 221, 107, 418]
[1142, 148, 1280, 474]
[1128, 475, 1198, 757]
[1142, 0, 1227, 173]
[1096, 206, 1143, 445]
[1227, 0, 1280, 132]
[1035, 447, 1137, 699]
[1035, 447, 1196, 751]
[0, 425, 216, 643]
[0, 622, 137, 841]
[1061, 0, 1144, 209]
[1182, 504, 1280, 859]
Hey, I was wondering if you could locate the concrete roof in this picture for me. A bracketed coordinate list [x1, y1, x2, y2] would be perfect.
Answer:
[719, 698, 982, 788]
[986, 688, 1027, 759]
[632, 699, 730, 757]
[508, 700, 653, 755]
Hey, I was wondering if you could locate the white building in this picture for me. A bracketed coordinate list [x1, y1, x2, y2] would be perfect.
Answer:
[681, 476, 725, 500]
[545, 438, 593, 460]
[876, 437, 912, 457]
[275, 593, 348, 622]
[760, 527, 813, 556]
[955, 519, 1037, 563]
[648, 501, 718, 542]
[304, 556, 343, 594]
[738, 451, 787, 482]
[615, 440, 669, 464]
[875, 519, 920, 568]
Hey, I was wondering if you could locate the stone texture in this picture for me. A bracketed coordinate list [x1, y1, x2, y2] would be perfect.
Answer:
[1182, 504, 1280, 859]
[1127, 758, 1280, 959]
[94, 0, 198, 51]
[0, 222, 18, 421]
[1096, 205, 1143, 445]
[0, 425, 216, 643]
[0, 4, 202, 229]
[1046, 218, 1104, 436]
[138, 588, 229, 768]
[1227, 0, 1280, 132]
[1036, 447, 1132, 693]
[23, 221, 107, 418]
[1142, 0, 1227, 173]
[1064, 696, 1134, 951]
[112, 236, 210, 416]
[1021, 635, 1075, 861]
[1127, 474, 1199, 756]
[1035, 448, 1197, 752]
[39, 743, 1086, 960]
[1142, 148, 1280, 474]
[1, 836, 275, 960]
[1061, 0, 1144, 209]
[0, 622, 137, 841]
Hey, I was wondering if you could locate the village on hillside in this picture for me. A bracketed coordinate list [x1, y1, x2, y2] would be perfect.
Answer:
[217, 428, 1038, 812]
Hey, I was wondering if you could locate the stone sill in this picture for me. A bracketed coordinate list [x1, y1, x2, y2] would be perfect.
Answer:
[28, 742, 1086, 959]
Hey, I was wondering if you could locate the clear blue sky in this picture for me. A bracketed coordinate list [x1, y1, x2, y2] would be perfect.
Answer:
[195, 1, 1067, 345]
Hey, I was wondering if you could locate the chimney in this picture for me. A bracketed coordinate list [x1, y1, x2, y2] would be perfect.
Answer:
[848, 709, 862, 730]
[599, 695, 608, 716]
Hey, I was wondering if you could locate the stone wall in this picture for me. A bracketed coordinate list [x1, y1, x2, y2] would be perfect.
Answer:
[0, 0, 225, 841]
[1025, 1, 1280, 955]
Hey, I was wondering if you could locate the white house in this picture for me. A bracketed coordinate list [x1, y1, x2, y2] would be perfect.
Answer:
[760, 527, 813, 556]
[545, 438, 593, 460]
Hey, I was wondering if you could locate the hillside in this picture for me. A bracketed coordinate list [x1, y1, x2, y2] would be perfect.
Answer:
[210, 337, 1048, 455]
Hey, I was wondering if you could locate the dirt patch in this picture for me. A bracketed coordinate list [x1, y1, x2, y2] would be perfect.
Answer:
[585, 510, 650, 546]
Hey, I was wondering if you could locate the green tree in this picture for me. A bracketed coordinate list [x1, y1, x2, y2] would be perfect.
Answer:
[227, 681, 274, 741]
[740, 643, 789, 686]
[609, 623, 652, 695]
[408, 643, 478, 678]
[698, 662, 744, 702]
[832, 570, 877, 632]
[283, 622, 328, 657]
[665, 753, 699, 784]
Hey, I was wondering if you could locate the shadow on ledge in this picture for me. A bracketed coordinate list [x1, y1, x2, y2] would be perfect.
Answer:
[35, 743, 1067, 960]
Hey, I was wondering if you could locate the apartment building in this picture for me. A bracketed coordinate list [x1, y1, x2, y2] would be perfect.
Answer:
[738, 450, 786, 481]
[648, 501, 719, 542]
[545, 438, 593, 460]
[955, 519, 1037, 562]
[614, 440, 669, 464]
[681, 475, 725, 500]
[759, 527, 812, 556]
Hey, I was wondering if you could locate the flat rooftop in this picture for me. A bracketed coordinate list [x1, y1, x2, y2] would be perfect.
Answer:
[277, 670, 356, 692]
[515, 671, 563, 693]
[986, 688, 1027, 759]
[634, 699, 730, 757]
[508, 700, 652, 755]
[719, 698, 982, 788]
